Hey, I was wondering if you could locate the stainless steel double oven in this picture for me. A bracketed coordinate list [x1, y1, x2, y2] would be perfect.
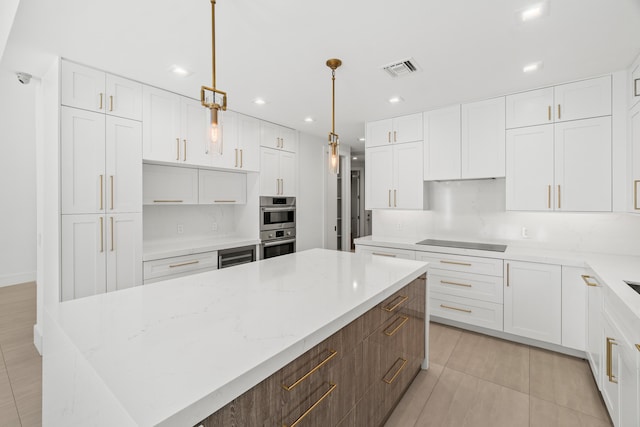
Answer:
[259, 196, 296, 259]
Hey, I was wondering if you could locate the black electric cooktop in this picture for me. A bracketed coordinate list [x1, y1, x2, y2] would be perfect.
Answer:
[416, 238, 507, 253]
[624, 280, 640, 295]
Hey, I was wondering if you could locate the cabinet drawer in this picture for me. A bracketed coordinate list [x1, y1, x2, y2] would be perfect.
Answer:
[429, 270, 503, 304]
[143, 251, 217, 281]
[356, 245, 416, 260]
[430, 292, 503, 332]
[417, 252, 503, 276]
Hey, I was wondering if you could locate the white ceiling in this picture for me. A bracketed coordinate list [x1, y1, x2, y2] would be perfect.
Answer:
[3, 0, 640, 153]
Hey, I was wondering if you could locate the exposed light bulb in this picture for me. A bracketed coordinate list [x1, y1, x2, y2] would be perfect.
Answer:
[208, 107, 223, 153]
[329, 142, 339, 174]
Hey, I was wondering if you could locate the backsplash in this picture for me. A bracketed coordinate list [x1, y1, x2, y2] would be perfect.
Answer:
[373, 179, 640, 256]
[143, 205, 239, 242]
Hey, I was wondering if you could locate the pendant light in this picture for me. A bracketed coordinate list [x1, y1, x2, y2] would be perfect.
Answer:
[200, 0, 227, 153]
[326, 58, 342, 174]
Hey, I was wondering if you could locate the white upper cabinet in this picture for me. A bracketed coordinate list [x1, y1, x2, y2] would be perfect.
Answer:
[506, 87, 554, 129]
[461, 97, 505, 179]
[366, 113, 423, 148]
[260, 121, 297, 153]
[423, 105, 461, 181]
[215, 111, 260, 172]
[365, 145, 394, 209]
[631, 55, 640, 108]
[630, 103, 640, 213]
[199, 169, 247, 205]
[554, 117, 611, 212]
[259, 148, 296, 196]
[143, 164, 198, 205]
[105, 116, 142, 213]
[61, 60, 142, 121]
[180, 97, 210, 167]
[554, 76, 611, 122]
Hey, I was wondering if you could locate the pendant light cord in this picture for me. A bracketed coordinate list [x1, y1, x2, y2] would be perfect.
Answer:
[331, 69, 336, 134]
[211, 0, 216, 90]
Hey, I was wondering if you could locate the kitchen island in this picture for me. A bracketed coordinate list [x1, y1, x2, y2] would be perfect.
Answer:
[42, 248, 429, 427]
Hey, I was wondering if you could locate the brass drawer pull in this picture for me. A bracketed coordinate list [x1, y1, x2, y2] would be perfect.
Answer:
[99, 92, 103, 110]
[153, 200, 184, 203]
[110, 216, 114, 251]
[440, 260, 472, 266]
[441, 280, 472, 288]
[282, 350, 337, 391]
[440, 304, 472, 314]
[634, 180, 639, 210]
[547, 105, 551, 121]
[606, 337, 618, 384]
[99, 175, 104, 210]
[283, 382, 336, 427]
[176, 138, 180, 160]
[506, 263, 510, 287]
[558, 104, 561, 120]
[183, 139, 187, 161]
[547, 185, 551, 209]
[214, 200, 237, 203]
[382, 295, 409, 312]
[372, 252, 396, 258]
[383, 358, 407, 384]
[99, 217, 104, 253]
[557, 185, 561, 209]
[384, 316, 409, 336]
[109, 95, 113, 112]
[110, 175, 114, 210]
[581, 275, 598, 287]
[169, 260, 200, 268]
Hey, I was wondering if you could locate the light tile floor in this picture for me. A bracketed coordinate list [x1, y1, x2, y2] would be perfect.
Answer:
[385, 322, 613, 427]
[0, 283, 614, 427]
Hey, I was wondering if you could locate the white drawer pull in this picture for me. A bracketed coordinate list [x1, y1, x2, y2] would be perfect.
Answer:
[441, 280, 472, 288]
[373, 252, 396, 258]
[169, 260, 200, 268]
[440, 304, 472, 314]
[440, 260, 472, 266]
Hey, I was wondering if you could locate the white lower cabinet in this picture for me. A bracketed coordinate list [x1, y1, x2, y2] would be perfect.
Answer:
[504, 261, 561, 345]
[143, 164, 198, 205]
[198, 169, 246, 205]
[430, 293, 503, 332]
[355, 245, 415, 260]
[561, 266, 588, 351]
[143, 251, 218, 284]
[584, 270, 604, 388]
[61, 213, 142, 301]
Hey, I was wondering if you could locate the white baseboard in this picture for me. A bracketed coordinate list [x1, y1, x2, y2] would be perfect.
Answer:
[33, 323, 43, 356]
[0, 271, 36, 288]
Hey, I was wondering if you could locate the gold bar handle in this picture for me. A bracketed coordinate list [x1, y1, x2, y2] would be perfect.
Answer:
[109, 95, 113, 112]
[99, 175, 104, 210]
[183, 139, 187, 161]
[440, 304, 472, 314]
[394, 189, 397, 207]
[240, 149, 243, 168]
[636, 344, 640, 352]
[383, 358, 407, 384]
[235, 148, 238, 167]
[606, 337, 618, 383]
[384, 316, 409, 336]
[99, 217, 104, 253]
[393, 130, 397, 142]
[388, 189, 391, 207]
[440, 260, 472, 266]
[382, 294, 409, 312]
[169, 260, 200, 268]
[507, 263, 510, 287]
[547, 185, 551, 209]
[110, 175, 114, 210]
[441, 280, 472, 288]
[214, 200, 237, 203]
[176, 138, 180, 160]
[634, 180, 639, 210]
[99, 93, 103, 110]
[282, 350, 338, 391]
[548, 105, 551, 121]
[372, 252, 396, 258]
[388, 131, 391, 143]
[557, 185, 561, 209]
[153, 200, 184, 203]
[283, 383, 337, 427]
[581, 274, 598, 287]
[110, 216, 114, 251]
[558, 104, 561, 120]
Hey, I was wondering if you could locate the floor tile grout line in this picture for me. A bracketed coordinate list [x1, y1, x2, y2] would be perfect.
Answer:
[409, 366, 444, 427]
[0, 342, 23, 427]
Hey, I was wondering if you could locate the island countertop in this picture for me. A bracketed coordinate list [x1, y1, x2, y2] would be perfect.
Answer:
[42, 248, 429, 427]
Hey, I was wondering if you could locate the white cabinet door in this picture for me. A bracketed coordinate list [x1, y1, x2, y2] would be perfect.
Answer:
[601, 315, 621, 424]
[618, 337, 639, 427]
[214, 110, 238, 169]
[506, 125, 554, 211]
[260, 122, 296, 152]
[366, 145, 393, 209]
[394, 141, 423, 209]
[279, 127, 297, 153]
[61, 61, 105, 113]
[423, 105, 461, 181]
[61, 215, 107, 301]
[561, 267, 588, 351]
[393, 113, 423, 143]
[199, 169, 246, 204]
[142, 85, 181, 162]
[366, 118, 393, 148]
[106, 116, 142, 213]
[60, 107, 106, 214]
[506, 87, 554, 129]
[554, 76, 611, 122]
[142, 164, 198, 205]
[631, 104, 640, 213]
[279, 151, 297, 196]
[105, 74, 142, 121]
[555, 117, 611, 212]
[260, 147, 281, 196]
[237, 113, 260, 171]
[585, 272, 603, 388]
[504, 261, 561, 344]
[106, 213, 142, 292]
[461, 97, 506, 179]
[181, 97, 211, 167]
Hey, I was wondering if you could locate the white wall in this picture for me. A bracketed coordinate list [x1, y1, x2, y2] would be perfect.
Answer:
[373, 179, 640, 256]
[0, 64, 36, 287]
[296, 132, 325, 251]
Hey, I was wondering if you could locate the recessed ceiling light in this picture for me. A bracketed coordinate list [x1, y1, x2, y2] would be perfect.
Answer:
[523, 61, 543, 73]
[304, 117, 314, 123]
[169, 65, 192, 77]
[254, 98, 266, 105]
[518, 2, 549, 22]
[352, 156, 358, 160]
[358, 137, 365, 142]
[389, 96, 403, 104]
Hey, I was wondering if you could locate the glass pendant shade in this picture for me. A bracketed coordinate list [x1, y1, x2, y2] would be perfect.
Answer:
[208, 106, 223, 153]
[329, 133, 339, 174]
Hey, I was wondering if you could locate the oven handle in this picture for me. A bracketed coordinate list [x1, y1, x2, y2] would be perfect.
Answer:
[261, 207, 295, 212]
[262, 238, 296, 248]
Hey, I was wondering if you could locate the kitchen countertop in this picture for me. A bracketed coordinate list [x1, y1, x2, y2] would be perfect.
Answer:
[42, 248, 429, 427]
[355, 235, 640, 318]
[143, 236, 261, 261]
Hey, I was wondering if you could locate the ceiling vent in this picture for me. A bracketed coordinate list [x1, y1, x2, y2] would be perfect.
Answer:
[382, 58, 420, 78]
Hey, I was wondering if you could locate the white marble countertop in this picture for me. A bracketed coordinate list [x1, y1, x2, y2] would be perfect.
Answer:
[44, 248, 428, 427]
[143, 236, 261, 261]
[355, 235, 640, 318]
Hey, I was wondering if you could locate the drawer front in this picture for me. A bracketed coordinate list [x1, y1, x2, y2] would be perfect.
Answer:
[355, 245, 416, 260]
[430, 292, 503, 331]
[417, 252, 503, 276]
[429, 271, 504, 304]
[143, 251, 217, 280]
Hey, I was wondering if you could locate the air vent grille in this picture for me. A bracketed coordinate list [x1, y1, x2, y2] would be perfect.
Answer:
[382, 58, 420, 78]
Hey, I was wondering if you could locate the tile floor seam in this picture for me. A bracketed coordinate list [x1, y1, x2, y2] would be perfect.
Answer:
[0, 342, 22, 427]
[411, 367, 444, 427]
[438, 363, 531, 397]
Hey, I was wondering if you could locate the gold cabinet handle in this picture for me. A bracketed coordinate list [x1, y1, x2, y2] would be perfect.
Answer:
[176, 138, 180, 160]
[558, 104, 561, 120]
[109, 95, 113, 112]
[283, 382, 336, 427]
[99, 175, 104, 210]
[235, 148, 238, 167]
[282, 350, 337, 391]
[393, 130, 397, 142]
[372, 252, 396, 258]
[548, 105, 551, 121]
[440, 260, 472, 266]
[387, 131, 391, 143]
[557, 185, 561, 209]
[388, 189, 391, 207]
[440, 304, 472, 314]
[383, 358, 407, 384]
[214, 200, 237, 203]
[634, 180, 639, 210]
[384, 316, 409, 336]
[99, 93, 103, 110]
[183, 139, 187, 161]
[110, 216, 114, 251]
[99, 217, 104, 253]
[547, 185, 551, 209]
[581, 274, 598, 287]
[110, 175, 114, 210]
[606, 337, 618, 384]
[394, 189, 397, 207]
[382, 294, 409, 312]
[441, 280, 472, 288]
[240, 149, 243, 168]
[636, 344, 640, 352]
[169, 260, 200, 268]
[506, 263, 510, 287]
[152, 200, 184, 203]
